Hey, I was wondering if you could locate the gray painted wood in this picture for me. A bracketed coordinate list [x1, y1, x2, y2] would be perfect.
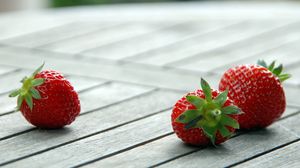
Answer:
[3, 111, 172, 168]
[65, 75, 108, 92]
[0, 66, 16, 76]
[0, 96, 17, 115]
[79, 82, 154, 113]
[213, 39, 300, 76]
[158, 123, 297, 168]
[170, 22, 300, 73]
[124, 21, 289, 66]
[286, 66, 300, 87]
[284, 86, 300, 108]
[0, 112, 32, 139]
[0, 16, 69, 40]
[81, 105, 300, 168]
[234, 141, 300, 168]
[0, 49, 220, 91]
[80, 21, 236, 60]
[0, 70, 30, 95]
[0, 90, 181, 166]
[2, 22, 119, 48]
[39, 22, 178, 54]
[278, 112, 300, 137]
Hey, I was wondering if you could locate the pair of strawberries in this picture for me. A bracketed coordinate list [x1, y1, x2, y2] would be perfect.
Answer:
[172, 60, 290, 145]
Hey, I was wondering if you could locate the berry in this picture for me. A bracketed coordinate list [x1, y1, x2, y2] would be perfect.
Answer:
[172, 79, 241, 146]
[9, 63, 81, 128]
[219, 60, 290, 129]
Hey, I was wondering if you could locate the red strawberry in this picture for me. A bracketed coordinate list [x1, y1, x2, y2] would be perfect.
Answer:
[9, 63, 81, 128]
[172, 79, 241, 146]
[219, 60, 290, 129]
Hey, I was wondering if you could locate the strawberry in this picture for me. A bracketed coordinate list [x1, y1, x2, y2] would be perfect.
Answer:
[219, 60, 290, 129]
[9, 63, 81, 128]
[172, 79, 241, 146]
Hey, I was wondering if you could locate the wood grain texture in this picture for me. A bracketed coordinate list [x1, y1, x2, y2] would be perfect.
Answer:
[80, 105, 300, 168]
[0, 48, 219, 91]
[79, 82, 154, 113]
[0, 90, 181, 165]
[65, 75, 108, 92]
[278, 112, 300, 137]
[158, 123, 297, 168]
[234, 141, 300, 168]
[1, 111, 172, 167]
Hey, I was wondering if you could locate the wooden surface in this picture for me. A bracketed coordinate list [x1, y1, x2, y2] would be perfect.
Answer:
[0, 1, 300, 167]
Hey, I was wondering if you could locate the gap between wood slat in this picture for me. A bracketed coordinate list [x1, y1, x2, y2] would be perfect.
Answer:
[79, 106, 300, 168]
[165, 20, 300, 67]
[228, 138, 300, 168]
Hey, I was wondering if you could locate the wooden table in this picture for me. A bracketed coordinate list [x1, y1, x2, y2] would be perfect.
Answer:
[0, 1, 300, 167]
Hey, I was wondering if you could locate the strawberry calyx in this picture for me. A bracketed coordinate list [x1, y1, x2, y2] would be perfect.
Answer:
[175, 78, 241, 145]
[257, 60, 291, 82]
[9, 63, 45, 111]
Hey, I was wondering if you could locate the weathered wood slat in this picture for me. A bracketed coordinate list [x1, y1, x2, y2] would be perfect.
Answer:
[233, 113, 300, 168]
[79, 82, 154, 113]
[39, 22, 179, 54]
[0, 65, 17, 76]
[2, 22, 119, 48]
[124, 21, 289, 66]
[0, 49, 219, 91]
[2, 111, 172, 168]
[169, 22, 300, 73]
[157, 123, 297, 168]
[0, 90, 181, 165]
[0, 70, 30, 95]
[213, 39, 300, 75]
[0, 113, 32, 140]
[234, 141, 300, 168]
[65, 75, 107, 93]
[80, 21, 237, 60]
[0, 15, 70, 40]
[0, 96, 18, 116]
[286, 66, 300, 87]
[78, 106, 300, 168]
[278, 112, 300, 137]
[284, 86, 300, 107]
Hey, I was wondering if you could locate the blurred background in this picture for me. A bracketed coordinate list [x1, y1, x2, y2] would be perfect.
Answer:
[0, 0, 296, 11]
[2, 0, 201, 11]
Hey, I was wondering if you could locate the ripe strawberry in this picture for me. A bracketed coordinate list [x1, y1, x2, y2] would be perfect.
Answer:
[9, 63, 81, 128]
[219, 60, 290, 129]
[172, 79, 241, 146]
